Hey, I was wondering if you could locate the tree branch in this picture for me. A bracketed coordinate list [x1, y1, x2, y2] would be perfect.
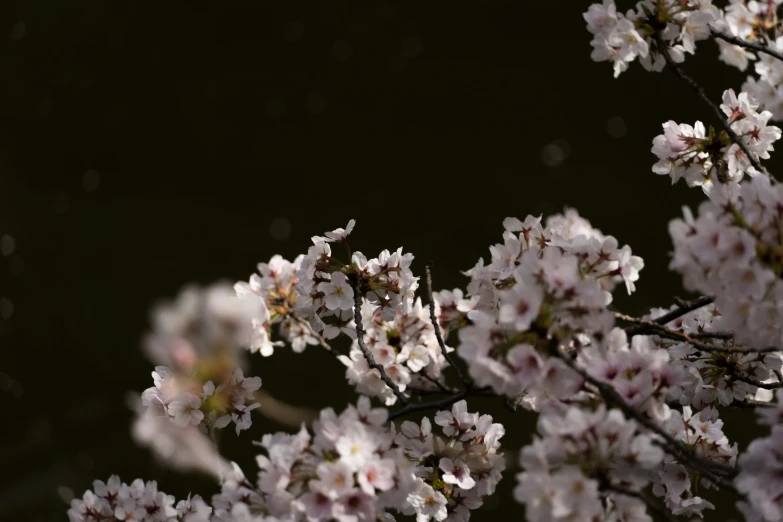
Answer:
[659, 43, 768, 176]
[425, 262, 471, 387]
[651, 296, 714, 327]
[350, 284, 409, 406]
[616, 313, 778, 353]
[732, 373, 783, 390]
[710, 28, 783, 63]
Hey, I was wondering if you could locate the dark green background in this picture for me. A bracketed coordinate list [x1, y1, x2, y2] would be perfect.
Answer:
[0, 1, 765, 520]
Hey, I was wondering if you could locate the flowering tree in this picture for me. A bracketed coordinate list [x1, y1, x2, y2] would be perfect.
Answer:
[65, 1, 783, 521]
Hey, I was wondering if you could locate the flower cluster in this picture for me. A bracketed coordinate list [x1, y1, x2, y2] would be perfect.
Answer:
[669, 175, 783, 350]
[133, 284, 261, 475]
[456, 210, 643, 400]
[68, 476, 212, 522]
[736, 423, 783, 522]
[208, 397, 504, 522]
[651, 89, 781, 192]
[340, 298, 452, 405]
[514, 405, 663, 522]
[398, 400, 506, 522]
[294, 221, 419, 332]
[654, 404, 737, 517]
[578, 327, 681, 414]
[585, 0, 719, 77]
[234, 254, 322, 357]
[143, 283, 258, 371]
[142, 365, 261, 435]
[643, 303, 781, 412]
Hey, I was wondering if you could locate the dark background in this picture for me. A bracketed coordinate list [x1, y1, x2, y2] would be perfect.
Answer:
[0, 1, 764, 521]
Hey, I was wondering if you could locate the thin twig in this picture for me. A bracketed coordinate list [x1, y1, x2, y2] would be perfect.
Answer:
[659, 42, 767, 175]
[710, 28, 783, 63]
[425, 262, 471, 387]
[652, 296, 714, 327]
[388, 386, 496, 421]
[350, 283, 409, 406]
[417, 372, 455, 394]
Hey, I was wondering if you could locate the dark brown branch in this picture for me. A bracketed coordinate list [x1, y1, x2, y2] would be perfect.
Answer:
[425, 262, 471, 387]
[689, 331, 734, 340]
[350, 285, 409, 406]
[659, 42, 767, 176]
[652, 296, 714, 327]
[711, 28, 783, 63]
[732, 373, 783, 390]
[616, 313, 778, 354]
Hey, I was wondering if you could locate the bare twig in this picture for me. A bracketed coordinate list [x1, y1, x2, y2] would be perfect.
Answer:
[425, 262, 471, 387]
[711, 28, 783, 63]
[417, 372, 455, 394]
[659, 42, 767, 175]
[350, 283, 409, 406]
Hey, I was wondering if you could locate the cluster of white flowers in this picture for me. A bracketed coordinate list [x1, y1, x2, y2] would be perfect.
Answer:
[234, 254, 324, 357]
[295, 221, 418, 327]
[654, 404, 736, 517]
[455, 210, 643, 401]
[585, 0, 719, 77]
[68, 476, 212, 522]
[587, 1, 783, 123]
[132, 284, 263, 476]
[339, 298, 452, 405]
[642, 303, 781, 412]
[651, 89, 781, 192]
[669, 175, 783, 350]
[206, 397, 504, 522]
[736, 422, 783, 522]
[578, 327, 681, 413]
[144, 283, 258, 371]
[716, 0, 783, 120]
[142, 365, 261, 435]
[515, 405, 663, 522]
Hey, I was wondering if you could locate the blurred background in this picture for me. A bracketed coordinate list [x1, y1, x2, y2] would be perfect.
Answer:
[0, 0, 767, 520]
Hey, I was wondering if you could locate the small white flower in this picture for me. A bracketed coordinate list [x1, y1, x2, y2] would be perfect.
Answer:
[322, 219, 356, 242]
[439, 458, 476, 490]
[168, 393, 204, 428]
[319, 272, 355, 311]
